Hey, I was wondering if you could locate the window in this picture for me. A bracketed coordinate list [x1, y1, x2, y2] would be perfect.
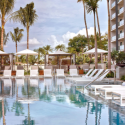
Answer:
[120, 42, 122, 46]
[120, 30, 122, 33]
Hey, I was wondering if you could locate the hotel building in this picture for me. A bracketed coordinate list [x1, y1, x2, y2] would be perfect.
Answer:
[110, 0, 125, 51]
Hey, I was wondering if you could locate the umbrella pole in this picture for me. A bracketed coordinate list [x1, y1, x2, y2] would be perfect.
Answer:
[27, 54, 28, 73]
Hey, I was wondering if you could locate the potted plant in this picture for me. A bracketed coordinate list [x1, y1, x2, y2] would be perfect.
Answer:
[78, 66, 84, 74]
[39, 67, 44, 75]
[116, 51, 125, 67]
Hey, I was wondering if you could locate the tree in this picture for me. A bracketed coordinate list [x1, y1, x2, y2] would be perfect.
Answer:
[10, 2, 38, 49]
[111, 50, 118, 64]
[43, 45, 53, 54]
[0, 0, 15, 51]
[0, 27, 9, 49]
[107, 0, 111, 69]
[77, 0, 89, 49]
[55, 44, 66, 51]
[10, 27, 24, 53]
[85, 0, 100, 69]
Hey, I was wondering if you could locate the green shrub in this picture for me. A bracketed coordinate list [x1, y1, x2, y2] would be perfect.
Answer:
[106, 72, 114, 78]
[121, 75, 125, 81]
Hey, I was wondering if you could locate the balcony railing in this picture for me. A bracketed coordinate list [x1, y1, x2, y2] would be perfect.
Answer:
[118, 32, 124, 39]
[119, 7, 124, 14]
[112, 24, 116, 30]
[111, 2, 115, 8]
[118, 20, 124, 26]
[112, 36, 116, 41]
[112, 13, 116, 19]
[120, 45, 124, 50]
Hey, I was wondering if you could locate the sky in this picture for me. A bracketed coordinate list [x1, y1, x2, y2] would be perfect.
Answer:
[4, 0, 108, 53]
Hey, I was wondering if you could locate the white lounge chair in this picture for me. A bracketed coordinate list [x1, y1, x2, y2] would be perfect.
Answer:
[16, 70, 25, 78]
[82, 69, 93, 78]
[112, 91, 125, 106]
[1, 70, 12, 79]
[56, 69, 65, 78]
[72, 69, 104, 83]
[44, 69, 52, 78]
[69, 69, 78, 77]
[99, 86, 125, 100]
[30, 70, 38, 78]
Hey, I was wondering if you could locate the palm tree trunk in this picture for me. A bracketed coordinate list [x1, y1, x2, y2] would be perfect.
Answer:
[1, 17, 4, 51]
[83, 1, 89, 49]
[96, 9, 101, 42]
[2, 99, 6, 125]
[16, 41, 18, 62]
[27, 26, 29, 49]
[94, 11, 98, 69]
[107, 0, 111, 69]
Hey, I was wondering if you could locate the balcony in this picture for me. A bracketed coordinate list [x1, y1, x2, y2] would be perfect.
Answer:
[118, 7, 124, 15]
[119, 45, 124, 50]
[112, 36, 116, 41]
[118, 0, 123, 3]
[111, 2, 115, 8]
[112, 24, 116, 30]
[118, 20, 124, 27]
[118, 32, 124, 39]
[112, 13, 116, 19]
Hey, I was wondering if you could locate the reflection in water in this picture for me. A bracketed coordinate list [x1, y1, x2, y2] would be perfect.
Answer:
[0, 78, 124, 125]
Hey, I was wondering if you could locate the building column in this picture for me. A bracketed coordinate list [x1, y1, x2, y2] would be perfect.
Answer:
[124, 0, 125, 52]
[116, 0, 118, 51]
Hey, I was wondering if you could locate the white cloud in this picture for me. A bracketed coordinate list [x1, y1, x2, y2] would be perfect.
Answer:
[20, 38, 41, 46]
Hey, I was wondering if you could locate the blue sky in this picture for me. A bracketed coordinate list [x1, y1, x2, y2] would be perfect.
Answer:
[4, 0, 108, 53]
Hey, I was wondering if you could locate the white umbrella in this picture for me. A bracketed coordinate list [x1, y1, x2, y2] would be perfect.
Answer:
[16, 49, 38, 71]
[84, 48, 108, 54]
[16, 49, 38, 55]
[0, 50, 9, 56]
[84, 48, 108, 63]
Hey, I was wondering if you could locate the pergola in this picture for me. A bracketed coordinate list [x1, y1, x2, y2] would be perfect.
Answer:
[83, 48, 108, 63]
[45, 50, 76, 68]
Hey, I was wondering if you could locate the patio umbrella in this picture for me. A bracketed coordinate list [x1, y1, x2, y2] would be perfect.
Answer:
[16, 49, 38, 71]
[83, 48, 108, 63]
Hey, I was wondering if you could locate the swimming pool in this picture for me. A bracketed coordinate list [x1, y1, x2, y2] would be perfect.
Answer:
[0, 78, 125, 125]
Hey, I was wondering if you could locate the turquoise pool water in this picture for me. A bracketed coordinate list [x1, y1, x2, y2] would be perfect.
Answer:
[0, 78, 125, 125]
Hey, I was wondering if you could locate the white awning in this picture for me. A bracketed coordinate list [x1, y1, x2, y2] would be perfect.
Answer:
[84, 48, 108, 54]
[16, 49, 38, 55]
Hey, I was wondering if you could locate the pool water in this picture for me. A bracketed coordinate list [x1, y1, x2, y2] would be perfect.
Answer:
[0, 78, 125, 125]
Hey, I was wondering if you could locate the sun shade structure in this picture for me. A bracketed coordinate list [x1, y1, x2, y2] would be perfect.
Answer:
[16, 49, 38, 71]
[84, 48, 108, 54]
[16, 49, 38, 55]
[45, 50, 76, 69]
[0, 50, 9, 56]
[49, 50, 72, 56]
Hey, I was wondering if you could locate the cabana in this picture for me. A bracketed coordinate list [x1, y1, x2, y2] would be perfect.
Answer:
[45, 50, 76, 69]
[84, 48, 108, 63]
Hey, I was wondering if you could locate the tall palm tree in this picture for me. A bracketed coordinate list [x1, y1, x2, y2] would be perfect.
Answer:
[85, 0, 100, 69]
[77, 0, 89, 49]
[10, 27, 24, 53]
[0, 0, 15, 51]
[10, 2, 38, 49]
[107, 0, 111, 69]
[55, 44, 66, 51]
[0, 27, 9, 48]
[43, 45, 53, 54]
[96, 8, 101, 42]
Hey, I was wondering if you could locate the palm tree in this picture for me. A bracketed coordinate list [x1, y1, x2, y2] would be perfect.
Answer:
[43, 45, 53, 54]
[85, 0, 100, 69]
[0, 0, 15, 51]
[10, 2, 38, 49]
[77, 0, 89, 49]
[10, 27, 24, 53]
[55, 44, 66, 51]
[107, 0, 111, 69]
[0, 27, 9, 48]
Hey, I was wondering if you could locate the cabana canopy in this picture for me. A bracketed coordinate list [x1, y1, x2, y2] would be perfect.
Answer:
[84, 48, 108, 54]
[0, 50, 9, 56]
[16, 49, 38, 55]
[48, 50, 72, 56]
